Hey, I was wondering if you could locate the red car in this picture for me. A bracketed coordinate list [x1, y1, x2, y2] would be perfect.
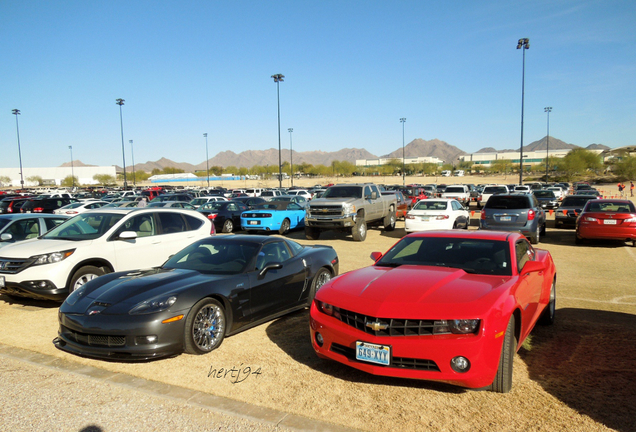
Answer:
[575, 199, 636, 246]
[309, 230, 556, 392]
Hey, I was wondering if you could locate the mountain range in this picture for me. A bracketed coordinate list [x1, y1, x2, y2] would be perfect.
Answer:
[61, 137, 610, 172]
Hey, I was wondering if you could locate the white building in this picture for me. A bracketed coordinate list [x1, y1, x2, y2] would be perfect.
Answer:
[356, 156, 443, 167]
[458, 148, 604, 167]
[0, 166, 116, 187]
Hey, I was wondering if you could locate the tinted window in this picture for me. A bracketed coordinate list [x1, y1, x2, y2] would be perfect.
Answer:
[486, 196, 530, 210]
[165, 239, 259, 275]
[158, 212, 186, 234]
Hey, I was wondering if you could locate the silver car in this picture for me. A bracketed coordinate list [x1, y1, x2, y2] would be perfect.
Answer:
[479, 193, 546, 244]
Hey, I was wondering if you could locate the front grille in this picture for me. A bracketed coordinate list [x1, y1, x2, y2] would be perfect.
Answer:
[61, 325, 126, 347]
[331, 343, 440, 372]
[336, 307, 437, 337]
[0, 257, 33, 274]
[309, 206, 344, 217]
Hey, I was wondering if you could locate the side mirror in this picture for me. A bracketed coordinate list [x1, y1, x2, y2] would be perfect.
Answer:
[259, 262, 283, 277]
[118, 231, 138, 240]
[521, 260, 546, 274]
[370, 191, 378, 200]
[1, 233, 13, 241]
[370, 251, 383, 262]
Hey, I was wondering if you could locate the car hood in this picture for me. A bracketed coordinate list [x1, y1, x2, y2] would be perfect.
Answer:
[0, 238, 88, 257]
[317, 265, 512, 318]
[61, 268, 234, 315]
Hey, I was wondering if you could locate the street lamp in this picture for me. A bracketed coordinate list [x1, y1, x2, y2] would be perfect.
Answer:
[129, 140, 136, 187]
[69, 146, 75, 188]
[288, 128, 293, 187]
[12, 109, 24, 189]
[400, 118, 406, 186]
[203, 133, 209, 188]
[516, 38, 530, 185]
[116, 98, 127, 190]
[544, 107, 552, 182]
[271, 73, 284, 188]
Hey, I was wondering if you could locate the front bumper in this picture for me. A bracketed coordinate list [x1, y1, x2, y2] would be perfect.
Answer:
[305, 214, 356, 229]
[309, 303, 502, 389]
[53, 309, 188, 361]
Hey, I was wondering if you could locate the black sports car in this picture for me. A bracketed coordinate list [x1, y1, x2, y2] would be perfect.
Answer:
[53, 235, 339, 361]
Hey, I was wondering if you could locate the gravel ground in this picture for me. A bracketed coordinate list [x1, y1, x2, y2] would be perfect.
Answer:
[0, 356, 292, 432]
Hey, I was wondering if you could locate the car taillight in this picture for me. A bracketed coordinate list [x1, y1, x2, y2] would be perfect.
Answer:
[528, 209, 535, 220]
[207, 213, 218, 220]
[435, 215, 450, 220]
[34, 207, 44, 213]
[480, 211, 486, 220]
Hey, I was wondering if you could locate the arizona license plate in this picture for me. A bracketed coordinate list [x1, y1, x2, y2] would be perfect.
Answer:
[500, 216, 512, 221]
[248, 220, 259, 225]
[356, 341, 391, 366]
[604, 219, 617, 225]
[420, 216, 429, 221]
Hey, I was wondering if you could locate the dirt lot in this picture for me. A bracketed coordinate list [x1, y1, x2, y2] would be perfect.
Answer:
[1, 176, 635, 432]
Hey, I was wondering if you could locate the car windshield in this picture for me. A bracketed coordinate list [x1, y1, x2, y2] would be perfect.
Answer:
[585, 201, 635, 213]
[484, 186, 508, 194]
[321, 186, 363, 199]
[444, 187, 465, 193]
[163, 239, 260, 275]
[42, 213, 125, 241]
[534, 191, 555, 198]
[413, 201, 448, 211]
[486, 196, 529, 210]
[375, 236, 512, 276]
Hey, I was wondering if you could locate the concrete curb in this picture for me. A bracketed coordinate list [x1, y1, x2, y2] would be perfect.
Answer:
[0, 343, 360, 432]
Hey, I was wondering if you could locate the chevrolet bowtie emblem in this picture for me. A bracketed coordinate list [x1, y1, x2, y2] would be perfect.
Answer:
[365, 320, 388, 331]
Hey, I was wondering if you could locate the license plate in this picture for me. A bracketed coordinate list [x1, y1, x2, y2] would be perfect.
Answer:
[248, 220, 259, 225]
[0, 276, 4, 288]
[500, 216, 512, 221]
[604, 219, 617, 225]
[356, 341, 391, 366]
[420, 216, 429, 221]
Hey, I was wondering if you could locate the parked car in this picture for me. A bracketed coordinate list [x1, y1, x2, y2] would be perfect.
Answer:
[546, 187, 565, 200]
[381, 191, 409, 219]
[53, 201, 108, 215]
[150, 193, 194, 203]
[258, 190, 283, 201]
[0, 208, 214, 301]
[479, 193, 546, 244]
[54, 235, 339, 360]
[309, 230, 556, 393]
[574, 189, 603, 198]
[405, 199, 470, 232]
[275, 195, 309, 208]
[555, 195, 598, 228]
[189, 196, 228, 209]
[0, 214, 69, 249]
[285, 189, 312, 200]
[198, 201, 248, 233]
[440, 185, 471, 206]
[533, 190, 560, 209]
[477, 185, 509, 209]
[241, 201, 306, 235]
[231, 196, 267, 209]
[20, 197, 77, 214]
[0, 197, 34, 214]
[575, 199, 636, 246]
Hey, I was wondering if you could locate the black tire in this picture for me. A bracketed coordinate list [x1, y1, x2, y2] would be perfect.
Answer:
[352, 217, 367, 242]
[538, 281, 556, 325]
[279, 218, 291, 235]
[530, 225, 540, 244]
[69, 266, 105, 294]
[222, 219, 234, 233]
[383, 208, 396, 231]
[305, 226, 320, 240]
[540, 223, 546, 237]
[184, 298, 226, 355]
[575, 233, 583, 245]
[489, 315, 516, 393]
[307, 267, 332, 306]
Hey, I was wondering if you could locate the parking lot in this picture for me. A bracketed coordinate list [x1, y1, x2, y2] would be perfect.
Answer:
[1, 181, 635, 431]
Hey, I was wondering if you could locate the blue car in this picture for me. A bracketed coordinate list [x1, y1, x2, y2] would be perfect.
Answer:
[241, 201, 306, 235]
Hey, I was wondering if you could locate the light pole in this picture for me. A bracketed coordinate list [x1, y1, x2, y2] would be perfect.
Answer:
[116, 98, 127, 190]
[288, 128, 293, 187]
[271, 73, 284, 188]
[400, 118, 406, 186]
[516, 38, 530, 185]
[69, 146, 75, 188]
[12, 109, 24, 189]
[203, 133, 209, 188]
[544, 107, 552, 182]
[129, 140, 136, 187]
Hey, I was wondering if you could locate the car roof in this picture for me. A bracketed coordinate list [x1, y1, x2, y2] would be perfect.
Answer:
[0, 213, 69, 220]
[405, 230, 521, 242]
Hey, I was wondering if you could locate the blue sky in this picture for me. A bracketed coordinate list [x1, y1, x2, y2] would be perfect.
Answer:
[2, 1, 635, 168]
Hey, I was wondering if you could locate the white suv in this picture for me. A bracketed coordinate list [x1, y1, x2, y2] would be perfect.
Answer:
[0, 208, 214, 301]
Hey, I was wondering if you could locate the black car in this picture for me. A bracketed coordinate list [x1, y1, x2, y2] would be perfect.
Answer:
[0, 197, 33, 214]
[53, 235, 339, 361]
[533, 190, 560, 209]
[555, 195, 598, 228]
[198, 201, 248, 233]
[20, 197, 77, 214]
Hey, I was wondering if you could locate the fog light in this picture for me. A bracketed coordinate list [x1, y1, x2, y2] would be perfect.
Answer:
[24, 280, 56, 290]
[315, 332, 324, 347]
[135, 335, 158, 345]
[450, 356, 471, 373]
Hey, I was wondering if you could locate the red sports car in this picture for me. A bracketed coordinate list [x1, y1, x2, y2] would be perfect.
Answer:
[309, 230, 556, 393]
[576, 199, 636, 246]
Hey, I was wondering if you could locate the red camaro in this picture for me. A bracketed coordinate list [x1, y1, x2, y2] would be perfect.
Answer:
[576, 199, 636, 246]
[310, 230, 556, 393]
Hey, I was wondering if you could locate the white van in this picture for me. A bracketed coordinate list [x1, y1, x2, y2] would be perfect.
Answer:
[441, 170, 451, 177]
[454, 170, 465, 177]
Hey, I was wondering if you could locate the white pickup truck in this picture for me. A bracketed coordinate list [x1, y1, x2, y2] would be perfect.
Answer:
[441, 185, 471, 205]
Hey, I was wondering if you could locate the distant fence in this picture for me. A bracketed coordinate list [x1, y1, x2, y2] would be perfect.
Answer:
[150, 176, 243, 184]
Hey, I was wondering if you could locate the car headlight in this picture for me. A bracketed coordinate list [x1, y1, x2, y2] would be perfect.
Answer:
[129, 294, 178, 315]
[433, 319, 480, 334]
[31, 249, 75, 266]
[343, 203, 356, 215]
